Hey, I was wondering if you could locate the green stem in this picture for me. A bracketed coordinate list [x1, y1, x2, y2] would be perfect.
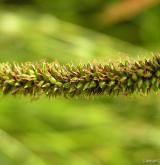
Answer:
[0, 56, 160, 97]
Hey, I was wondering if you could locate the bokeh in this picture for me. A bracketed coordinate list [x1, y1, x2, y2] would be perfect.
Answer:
[0, 0, 160, 165]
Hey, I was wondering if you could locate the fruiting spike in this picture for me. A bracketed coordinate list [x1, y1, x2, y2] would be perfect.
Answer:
[0, 56, 160, 97]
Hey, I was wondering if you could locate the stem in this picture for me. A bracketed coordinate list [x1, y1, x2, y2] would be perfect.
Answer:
[0, 56, 160, 97]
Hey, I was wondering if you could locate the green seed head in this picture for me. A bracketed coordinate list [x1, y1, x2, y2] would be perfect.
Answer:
[0, 55, 160, 97]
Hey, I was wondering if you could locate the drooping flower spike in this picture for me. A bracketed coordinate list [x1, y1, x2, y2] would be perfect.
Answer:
[0, 56, 160, 97]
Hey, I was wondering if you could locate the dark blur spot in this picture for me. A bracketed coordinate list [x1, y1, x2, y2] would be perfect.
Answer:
[3, 0, 31, 5]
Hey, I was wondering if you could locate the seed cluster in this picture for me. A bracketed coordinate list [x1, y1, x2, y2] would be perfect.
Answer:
[0, 56, 160, 97]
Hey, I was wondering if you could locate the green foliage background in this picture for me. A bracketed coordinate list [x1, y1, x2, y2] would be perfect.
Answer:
[0, 1, 160, 165]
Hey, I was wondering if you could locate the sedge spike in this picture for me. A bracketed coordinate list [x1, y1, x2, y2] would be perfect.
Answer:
[0, 56, 160, 97]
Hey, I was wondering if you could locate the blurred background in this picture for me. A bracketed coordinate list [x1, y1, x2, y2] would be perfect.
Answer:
[0, 0, 160, 165]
